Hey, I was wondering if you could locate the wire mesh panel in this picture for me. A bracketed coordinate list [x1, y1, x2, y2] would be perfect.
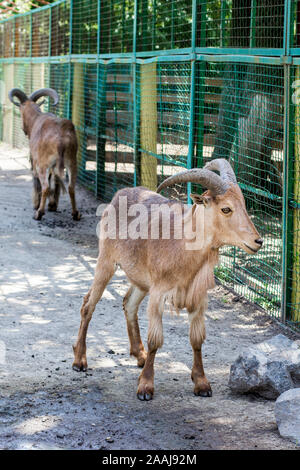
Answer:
[97, 62, 135, 199]
[72, 0, 98, 55]
[50, 0, 70, 56]
[4, 20, 15, 57]
[99, 0, 134, 54]
[137, 0, 192, 52]
[48, 63, 69, 117]
[73, 62, 98, 193]
[12, 63, 32, 148]
[14, 15, 31, 57]
[32, 9, 50, 57]
[156, 62, 191, 169]
[0, 0, 299, 330]
[198, 0, 285, 50]
[193, 60, 284, 317]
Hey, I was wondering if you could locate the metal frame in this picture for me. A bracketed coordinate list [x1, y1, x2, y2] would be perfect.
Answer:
[0, 0, 299, 329]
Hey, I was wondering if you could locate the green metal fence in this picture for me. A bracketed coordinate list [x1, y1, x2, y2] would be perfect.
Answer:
[0, 0, 300, 331]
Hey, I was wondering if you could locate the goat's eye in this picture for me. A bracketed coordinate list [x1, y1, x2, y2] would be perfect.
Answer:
[221, 207, 232, 214]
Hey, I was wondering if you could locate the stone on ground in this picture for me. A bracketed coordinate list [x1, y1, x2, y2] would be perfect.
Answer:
[275, 388, 300, 445]
[228, 334, 300, 399]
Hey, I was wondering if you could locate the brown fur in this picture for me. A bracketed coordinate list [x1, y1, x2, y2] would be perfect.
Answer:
[20, 100, 80, 221]
[73, 182, 262, 400]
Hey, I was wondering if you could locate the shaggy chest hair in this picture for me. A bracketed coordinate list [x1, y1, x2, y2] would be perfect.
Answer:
[165, 249, 219, 314]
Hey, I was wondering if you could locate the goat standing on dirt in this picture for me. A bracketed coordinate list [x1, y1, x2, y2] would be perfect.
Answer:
[9, 88, 80, 221]
[72, 159, 263, 400]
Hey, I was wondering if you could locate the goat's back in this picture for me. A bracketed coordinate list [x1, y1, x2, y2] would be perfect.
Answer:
[30, 114, 77, 167]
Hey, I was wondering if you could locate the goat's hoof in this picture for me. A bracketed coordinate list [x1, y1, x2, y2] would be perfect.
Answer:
[48, 202, 57, 212]
[72, 359, 87, 372]
[193, 384, 212, 397]
[72, 362, 87, 372]
[194, 389, 212, 397]
[72, 211, 81, 221]
[34, 210, 43, 220]
[137, 381, 154, 401]
[72, 346, 88, 372]
[137, 392, 153, 401]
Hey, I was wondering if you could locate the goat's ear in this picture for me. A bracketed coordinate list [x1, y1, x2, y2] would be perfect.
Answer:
[190, 193, 211, 207]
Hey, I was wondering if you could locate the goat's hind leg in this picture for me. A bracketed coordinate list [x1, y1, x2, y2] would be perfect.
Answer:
[72, 257, 115, 372]
[32, 175, 41, 210]
[67, 165, 80, 221]
[34, 171, 49, 220]
[123, 285, 147, 367]
[48, 176, 61, 212]
[189, 307, 212, 397]
[137, 290, 164, 401]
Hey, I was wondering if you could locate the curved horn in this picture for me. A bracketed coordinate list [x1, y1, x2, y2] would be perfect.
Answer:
[29, 88, 59, 107]
[8, 88, 28, 107]
[204, 158, 237, 185]
[157, 168, 229, 195]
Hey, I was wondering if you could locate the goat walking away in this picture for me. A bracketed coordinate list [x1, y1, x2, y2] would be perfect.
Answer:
[72, 159, 263, 401]
[9, 88, 80, 221]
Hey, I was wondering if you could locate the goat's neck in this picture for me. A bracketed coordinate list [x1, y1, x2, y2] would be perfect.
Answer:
[22, 104, 42, 138]
[182, 203, 216, 253]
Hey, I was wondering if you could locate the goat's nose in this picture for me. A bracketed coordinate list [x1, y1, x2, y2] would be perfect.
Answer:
[255, 238, 263, 246]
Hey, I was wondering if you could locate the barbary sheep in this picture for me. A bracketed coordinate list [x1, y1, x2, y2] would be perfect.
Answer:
[9, 88, 80, 221]
[72, 159, 263, 400]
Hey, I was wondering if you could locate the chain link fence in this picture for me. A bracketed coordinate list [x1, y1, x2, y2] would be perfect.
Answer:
[0, 0, 299, 331]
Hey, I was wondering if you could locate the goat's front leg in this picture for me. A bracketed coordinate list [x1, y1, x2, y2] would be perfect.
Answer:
[137, 292, 163, 401]
[189, 308, 212, 397]
[72, 257, 115, 371]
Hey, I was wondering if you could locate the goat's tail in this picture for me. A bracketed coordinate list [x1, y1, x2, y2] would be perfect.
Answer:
[58, 143, 65, 175]
[52, 143, 67, 193]
[47, 158, 67, 194]
[54, 173, 67, 194]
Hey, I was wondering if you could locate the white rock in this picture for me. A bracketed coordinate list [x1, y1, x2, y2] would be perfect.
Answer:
[275, 388, 300, 445]
[229, 334, 300, 399]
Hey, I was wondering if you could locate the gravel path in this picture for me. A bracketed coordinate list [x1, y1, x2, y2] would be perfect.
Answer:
[0, 143, 298, 450]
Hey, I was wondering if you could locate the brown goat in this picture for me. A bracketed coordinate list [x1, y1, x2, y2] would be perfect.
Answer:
[9, 88, 80, 221]
[72, 159, 263, 400]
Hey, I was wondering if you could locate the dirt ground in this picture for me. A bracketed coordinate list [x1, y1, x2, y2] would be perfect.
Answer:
[0, 142, 299, 451]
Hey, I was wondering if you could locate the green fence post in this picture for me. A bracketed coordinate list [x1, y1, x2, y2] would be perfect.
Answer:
[194, 0, 206, 171]
[250, 0, 256, 48]
[187, 0, 197, 203]
[288, 2, 299, 325]
[141, 0, 149, 52]
[221, 0, 227, 48]
[133, 0, 138, 187]
[281, 0, 293, 324]
[96, 0, 106, 198]
[67, 0, 73, 120]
